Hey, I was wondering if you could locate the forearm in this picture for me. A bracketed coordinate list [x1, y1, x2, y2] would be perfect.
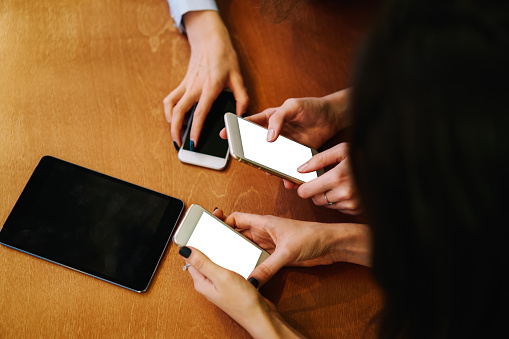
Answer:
[241, 301, 304, 339]
[183, 10, 231, 50]
[323, 222, 372, 267]
[267, 310, 306, 339]
[322, 88, 352, 130]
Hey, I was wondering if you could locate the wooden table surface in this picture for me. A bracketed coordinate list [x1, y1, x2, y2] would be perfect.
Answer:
[0, 0, 382, 337]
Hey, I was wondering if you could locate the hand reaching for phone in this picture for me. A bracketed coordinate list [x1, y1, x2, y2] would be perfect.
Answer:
[218, 210, 372, 287]
[217, 90, 359, 214]
[178, 208, 370, 337]
[218, 89, 350, 148]
[296, 142, 361, 215]
[164, 10, 248, 150]
[179, 245, 302, 338]
[180, 208, 304, 339]
[245, 89, 351, 149]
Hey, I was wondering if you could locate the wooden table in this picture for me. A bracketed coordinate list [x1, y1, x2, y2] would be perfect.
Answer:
[0, 0, 381, 337]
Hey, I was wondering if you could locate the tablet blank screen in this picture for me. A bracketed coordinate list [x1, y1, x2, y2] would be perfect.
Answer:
[0, 156, 184, 292]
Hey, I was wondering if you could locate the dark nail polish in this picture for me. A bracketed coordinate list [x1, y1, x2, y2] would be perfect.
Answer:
[241, 113, 248, 118]
[179, 246, 191, 258]
[213, 207, 218, 212]
[173, 141, 179, 152]
[189, 140, 195, 151]
[248, 277, 259, 288]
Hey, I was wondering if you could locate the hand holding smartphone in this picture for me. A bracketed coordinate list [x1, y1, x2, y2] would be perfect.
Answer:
[173, 204, 270, 279]
[177, 91, 236, 170]
[224, 113, 324, 184]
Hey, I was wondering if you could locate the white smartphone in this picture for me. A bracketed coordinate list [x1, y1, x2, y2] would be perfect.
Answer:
[177, 91, 235, 170]
[173, 204, 270, 279]
[224, 113, 324, 185]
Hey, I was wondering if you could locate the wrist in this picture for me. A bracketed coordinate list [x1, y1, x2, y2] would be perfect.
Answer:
[237, 297, 279, 338]
[325, 223, 372, 267]
[322, 88, 352, 130]
[245, 304, 303, 339]
[267, 310, 305, 338]
[183, 10, 229, 46]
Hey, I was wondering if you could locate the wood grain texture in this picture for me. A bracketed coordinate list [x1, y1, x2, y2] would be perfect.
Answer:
[0, 0, 381, 338]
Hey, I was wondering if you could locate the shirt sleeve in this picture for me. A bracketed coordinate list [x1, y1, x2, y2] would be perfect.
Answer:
[168, 0, 219, 33]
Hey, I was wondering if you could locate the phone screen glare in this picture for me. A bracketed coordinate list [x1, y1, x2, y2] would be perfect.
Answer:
[186, 212, 262, 279]
[237, 118, 317, 182]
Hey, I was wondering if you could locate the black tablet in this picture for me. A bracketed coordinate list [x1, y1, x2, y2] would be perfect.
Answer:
[0, 156, 184, 293]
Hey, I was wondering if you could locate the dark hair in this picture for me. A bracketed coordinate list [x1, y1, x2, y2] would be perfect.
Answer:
[350, 1, 509, 338]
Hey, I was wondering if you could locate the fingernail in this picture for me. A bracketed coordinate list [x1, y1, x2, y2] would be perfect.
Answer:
[179, 246, 191, 258]
[241, 113, 248, 118]
[189, 140, 195, 151]
[297, 162, 308, 172]
[267, 129, 274, 142]
[213, 207, 218, 212]
[248, 277, 259, 288]
[173, 141, 179, 152]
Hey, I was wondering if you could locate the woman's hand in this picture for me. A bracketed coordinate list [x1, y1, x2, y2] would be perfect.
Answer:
[221, 211, 372, 286]
[164, 10, 248, 150]
[179, 245, 303, 338]
[297, 142, 361, 215]
[246, 89, 351, 149]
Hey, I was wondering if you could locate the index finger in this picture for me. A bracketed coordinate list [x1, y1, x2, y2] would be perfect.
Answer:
[298, 143, 349, 173]
[245, 108, 277, 128]
[163, 85, 185, 123]
[189, 86, 223, 148]
[266, 100, 300, 142]
[228, 73, 249, 116]
[219, 127, 228, 140]
[171, 92, 199, 146]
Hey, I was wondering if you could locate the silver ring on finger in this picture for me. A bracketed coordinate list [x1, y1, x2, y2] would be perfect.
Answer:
[324, 192, 334, 205]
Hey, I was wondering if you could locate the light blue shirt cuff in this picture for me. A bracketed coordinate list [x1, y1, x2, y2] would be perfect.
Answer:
[168, 0, 218, 33]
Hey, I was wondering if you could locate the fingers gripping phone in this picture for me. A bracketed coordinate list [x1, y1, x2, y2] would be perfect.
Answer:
[173, 204, 270, 279]
[224, 113, 324, 184]
[177, 91, 235, 170]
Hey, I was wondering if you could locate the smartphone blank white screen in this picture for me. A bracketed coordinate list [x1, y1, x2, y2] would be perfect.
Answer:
[237, 118, 317, 183]
[186, 212, 262, 279]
